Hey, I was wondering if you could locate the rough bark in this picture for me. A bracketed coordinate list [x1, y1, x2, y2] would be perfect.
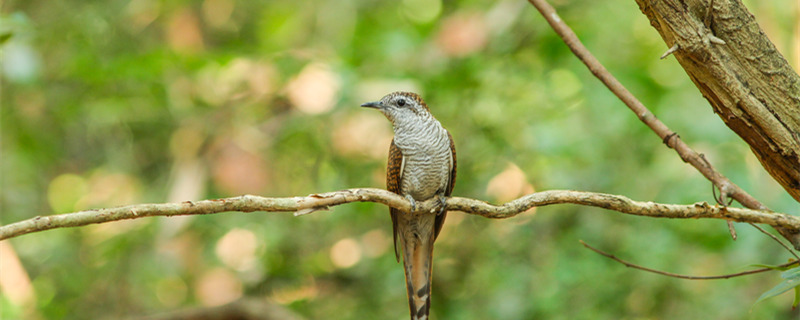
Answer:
[635, 0, 800, 202]
[3, 189, 799, 241]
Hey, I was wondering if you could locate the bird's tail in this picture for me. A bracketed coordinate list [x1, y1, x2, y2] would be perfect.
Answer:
[401, 233, 435, 320]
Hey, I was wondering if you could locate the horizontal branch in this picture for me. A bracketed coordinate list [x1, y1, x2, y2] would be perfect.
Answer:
[2, 188, 799, 241]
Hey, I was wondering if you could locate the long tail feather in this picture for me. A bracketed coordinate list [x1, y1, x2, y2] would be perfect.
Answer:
[401, 230, 435, 320]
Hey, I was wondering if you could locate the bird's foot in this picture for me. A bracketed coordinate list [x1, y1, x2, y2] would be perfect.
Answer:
[405, 195, 417, 212]
[436, 194, 447, 216]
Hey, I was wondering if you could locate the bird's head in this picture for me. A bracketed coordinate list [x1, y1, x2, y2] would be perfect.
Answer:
[361, 91, 432, 126]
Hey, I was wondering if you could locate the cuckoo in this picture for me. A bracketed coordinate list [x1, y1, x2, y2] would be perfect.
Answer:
[361, 91, 456, 320]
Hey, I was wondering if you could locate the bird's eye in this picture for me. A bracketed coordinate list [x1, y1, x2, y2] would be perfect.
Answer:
[397, 99, 406, 107]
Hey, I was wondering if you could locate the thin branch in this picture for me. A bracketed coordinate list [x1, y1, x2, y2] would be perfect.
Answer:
[749, 223, 800, 260]
[2, 188, 800, 241]
[634, 0, 800, 204]
[711, 182, 737, 241]
[660, 44, 680, 59]
[525, 0, 800, 248]
[526, 0, 764, 210]
[726, 220, 737, 240]
[580, 240, 799, 280]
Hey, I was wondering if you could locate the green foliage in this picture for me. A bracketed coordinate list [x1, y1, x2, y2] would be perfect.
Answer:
[757, 266, 800, 308]
[2, 0, 800, 319]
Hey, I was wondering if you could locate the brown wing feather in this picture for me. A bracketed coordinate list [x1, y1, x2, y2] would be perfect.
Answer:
[387, 139, 404, 262]
[433, 130, 456, 240]
[445, 130, 457, 197]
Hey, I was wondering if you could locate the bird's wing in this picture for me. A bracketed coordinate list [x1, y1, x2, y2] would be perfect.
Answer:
[445, 130, 457, 197]
[387, 138, 405, 262]
[433, 130, 456, 240]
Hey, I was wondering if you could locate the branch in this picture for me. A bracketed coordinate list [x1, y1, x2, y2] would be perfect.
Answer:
[580, 240, 800, 280]
[526, 0, 762, 209]
[2, 188, 799, 241]
[525, 0, 800, 248]
[634, 0, 800, 205]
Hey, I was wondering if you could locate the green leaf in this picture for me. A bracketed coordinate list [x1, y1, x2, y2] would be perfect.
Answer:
[782, 266, 800, 279]
[756, 267, 800, 305]
[794, 286, 800, 309]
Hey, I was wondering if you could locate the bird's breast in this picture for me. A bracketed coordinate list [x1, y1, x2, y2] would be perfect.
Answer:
[395, 126, 452, 201]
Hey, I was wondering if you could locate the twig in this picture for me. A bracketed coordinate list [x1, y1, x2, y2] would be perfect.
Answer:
[660, 44, 680, 59]
[580, 240, 799, 280]
[2, 188, 799, 241]
[710, 180, 737, 240]
[525, 0, 764, 210]
[727, 221, 737, 240]
[706, 34, 726, 45]
[748, 223, 800, 260]
[525, 0, 800, 249]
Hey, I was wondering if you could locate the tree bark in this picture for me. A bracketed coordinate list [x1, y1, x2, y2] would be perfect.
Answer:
[635, 0, 800, 202]
[3, 189, 799, 241]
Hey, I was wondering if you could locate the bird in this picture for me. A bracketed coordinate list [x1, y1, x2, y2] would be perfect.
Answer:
[361, 91, 456, 320]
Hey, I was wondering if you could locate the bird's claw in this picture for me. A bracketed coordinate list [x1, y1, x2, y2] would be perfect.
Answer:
[405, 195, 417, 212]
[436, 194, 447, 216]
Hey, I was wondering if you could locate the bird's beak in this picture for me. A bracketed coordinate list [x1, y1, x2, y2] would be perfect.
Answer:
[360, 101, 382, 109]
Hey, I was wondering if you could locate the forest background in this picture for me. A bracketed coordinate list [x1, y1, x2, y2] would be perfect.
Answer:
[2, 0, 800, 319]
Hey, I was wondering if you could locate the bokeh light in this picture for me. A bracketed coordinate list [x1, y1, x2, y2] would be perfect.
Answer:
[3, 1, 799, 319]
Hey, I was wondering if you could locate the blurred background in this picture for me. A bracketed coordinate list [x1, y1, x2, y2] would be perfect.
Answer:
[2, 0, 799, 319]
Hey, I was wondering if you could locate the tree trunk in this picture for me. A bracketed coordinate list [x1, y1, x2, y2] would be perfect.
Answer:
[635, 0, 800, 204]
